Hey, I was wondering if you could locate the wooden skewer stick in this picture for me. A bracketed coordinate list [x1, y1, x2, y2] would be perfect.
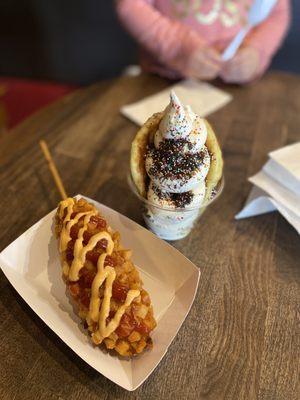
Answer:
[39, 140, 68, 200]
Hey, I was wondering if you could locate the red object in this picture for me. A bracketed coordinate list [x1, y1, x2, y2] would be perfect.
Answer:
[0, 78, 77, 128]
[115, 313, 136, 337]
[112, 281, 129, 302]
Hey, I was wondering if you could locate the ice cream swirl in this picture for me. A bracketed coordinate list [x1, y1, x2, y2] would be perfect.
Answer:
[145, 91, 210, 204]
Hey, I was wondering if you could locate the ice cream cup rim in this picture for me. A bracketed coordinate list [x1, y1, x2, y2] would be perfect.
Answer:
[127, 173, 224, 212]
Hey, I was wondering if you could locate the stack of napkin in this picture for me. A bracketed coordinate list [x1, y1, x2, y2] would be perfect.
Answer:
[236, 142, 300, 234]
[121, 79, 232, 126]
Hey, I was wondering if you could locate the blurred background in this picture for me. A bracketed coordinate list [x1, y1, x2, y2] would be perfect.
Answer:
[0, 0, 299, 129]
[0, 0, 299, 84]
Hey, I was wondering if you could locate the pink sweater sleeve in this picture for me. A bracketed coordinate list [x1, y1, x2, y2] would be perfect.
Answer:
[116, 0, 206, 75]
[244, 0, 291, 76]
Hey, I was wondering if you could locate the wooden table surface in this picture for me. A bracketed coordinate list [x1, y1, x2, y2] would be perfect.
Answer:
[0, 72, 299, 400]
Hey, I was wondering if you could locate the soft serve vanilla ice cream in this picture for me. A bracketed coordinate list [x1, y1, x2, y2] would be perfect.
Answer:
[143, 91, 211, 240]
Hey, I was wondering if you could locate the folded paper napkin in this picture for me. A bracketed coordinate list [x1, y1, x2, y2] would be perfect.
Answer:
[236, 142, 300, 234]
[121, 79, 232, 126]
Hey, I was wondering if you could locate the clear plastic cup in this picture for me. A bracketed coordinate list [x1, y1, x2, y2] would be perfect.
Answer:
[128, 174, 224, 241]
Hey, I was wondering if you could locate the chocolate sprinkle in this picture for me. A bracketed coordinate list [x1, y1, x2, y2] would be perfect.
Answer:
[147, 140, 206, 183]
[210, 186, 217, 199]
[153, 186, 194, 208]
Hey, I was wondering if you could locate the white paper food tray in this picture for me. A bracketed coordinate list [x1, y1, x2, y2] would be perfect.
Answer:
[0, 195, 200, 391]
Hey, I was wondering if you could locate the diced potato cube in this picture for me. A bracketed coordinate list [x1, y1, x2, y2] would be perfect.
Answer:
[120, 249, 132, 260]
[131, 282, 141, 290]
[135, 339, 147, 354]
[104, 338, 116, 350]
[130, 342, 138, 350]
[109, 332, 118, 341]
[115, 340, 130, 356]
[135, 304, 148, 319]
[92, 333, 101, 345]
[128, 331, 141, 343]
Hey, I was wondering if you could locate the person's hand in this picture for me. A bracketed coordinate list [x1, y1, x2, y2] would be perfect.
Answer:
[186, 47, 222, 81]
[220, 47, 260, 84]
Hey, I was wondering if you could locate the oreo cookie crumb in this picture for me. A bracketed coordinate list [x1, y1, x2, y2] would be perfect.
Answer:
[153, 186, 194, 208]
[147, 140, 206, 184]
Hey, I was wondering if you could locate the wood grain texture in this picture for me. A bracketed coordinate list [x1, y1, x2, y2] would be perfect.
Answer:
[0, 72, 299, 400]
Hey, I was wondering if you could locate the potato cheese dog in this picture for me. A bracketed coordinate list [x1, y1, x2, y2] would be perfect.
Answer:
[55, 197, 156, 356]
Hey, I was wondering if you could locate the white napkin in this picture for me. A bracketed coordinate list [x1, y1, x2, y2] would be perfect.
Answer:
[236, 142, 300, 234]
[121, 79, 232, 126]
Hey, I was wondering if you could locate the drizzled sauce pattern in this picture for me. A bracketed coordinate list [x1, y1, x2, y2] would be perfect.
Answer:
[58, 198, 140, 344]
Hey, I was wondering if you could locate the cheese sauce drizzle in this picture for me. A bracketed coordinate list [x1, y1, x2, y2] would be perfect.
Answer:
[58, 198, 140, 343]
